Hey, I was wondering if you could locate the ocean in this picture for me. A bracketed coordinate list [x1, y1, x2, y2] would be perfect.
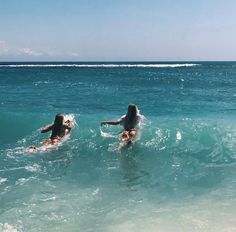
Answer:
[0, 62, 236, 231]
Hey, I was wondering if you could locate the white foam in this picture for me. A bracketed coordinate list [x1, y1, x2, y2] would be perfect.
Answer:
[0, 177, 7, 185]
[176, 131, 182, 141]
[15, 178, 29, 185]
[25, 164, 41, 172]
[64, 113, 76, 127]
[0, 63, 200, 68]
[92, 188, 99, 196]
[100, 127, 118, 138]
[0, 223, 19, 232]
[40, 196, 56, 202]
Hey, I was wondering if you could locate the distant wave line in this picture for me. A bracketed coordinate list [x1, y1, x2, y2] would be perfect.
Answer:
[0, 64, 200, 68]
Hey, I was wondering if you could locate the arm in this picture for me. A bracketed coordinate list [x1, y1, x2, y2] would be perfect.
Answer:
[101, 119, 122, 126]
[41, 124, 53, 133]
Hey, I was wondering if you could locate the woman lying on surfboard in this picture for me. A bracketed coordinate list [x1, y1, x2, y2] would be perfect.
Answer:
[101, 104, 143, 144]
[41, 113, 73, 145]
[28, 113, 73, 152]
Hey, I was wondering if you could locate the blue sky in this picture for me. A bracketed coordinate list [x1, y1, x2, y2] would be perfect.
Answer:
[0, 0, 235, 61]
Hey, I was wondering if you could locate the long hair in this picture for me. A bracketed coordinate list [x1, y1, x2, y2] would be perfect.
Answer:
[124, 104, 139, 130]
[126, 104, 138, 121]
[53, 113, 64, 131]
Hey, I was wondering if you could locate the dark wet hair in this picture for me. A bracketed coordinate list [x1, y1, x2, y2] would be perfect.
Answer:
[126, 104, 138, 122]
[54, 113, 64, 129]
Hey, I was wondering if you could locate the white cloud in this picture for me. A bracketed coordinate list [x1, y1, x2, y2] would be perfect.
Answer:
[18, 48, 42, 57]
[0, 42, 80, 60]
[70, 52, 80, 57]
[0, 40, 8, 56]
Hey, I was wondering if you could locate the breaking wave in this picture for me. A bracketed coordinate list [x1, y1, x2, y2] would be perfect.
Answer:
[0, 63, 199, 68]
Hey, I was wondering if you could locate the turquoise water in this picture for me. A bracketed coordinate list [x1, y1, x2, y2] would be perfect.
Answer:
[1, 62, 236, 231]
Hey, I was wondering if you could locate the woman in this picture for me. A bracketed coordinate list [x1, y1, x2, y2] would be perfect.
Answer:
[41, 113, 73, 145]
[101, 104, 143, 143]
[28, 114, 73, 152]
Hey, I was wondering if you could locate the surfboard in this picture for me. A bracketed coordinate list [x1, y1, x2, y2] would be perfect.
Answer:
[27, 130, 71, 153]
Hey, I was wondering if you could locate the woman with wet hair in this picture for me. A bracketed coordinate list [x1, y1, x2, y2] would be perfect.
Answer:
[41, 113, 73, 145]
[28, 113, 73, 153]
[101, 104, 143, 143]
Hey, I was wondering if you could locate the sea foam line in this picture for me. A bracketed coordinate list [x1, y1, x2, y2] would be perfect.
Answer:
[0, 63, 199, 68]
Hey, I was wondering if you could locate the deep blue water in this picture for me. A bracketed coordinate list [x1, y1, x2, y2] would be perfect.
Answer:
[0, 62, 236, 231]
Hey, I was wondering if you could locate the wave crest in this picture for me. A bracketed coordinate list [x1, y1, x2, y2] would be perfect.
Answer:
[0, 63, 199, 68]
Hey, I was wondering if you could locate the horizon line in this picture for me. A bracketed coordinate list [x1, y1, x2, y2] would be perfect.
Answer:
[0, 60, 236, 63]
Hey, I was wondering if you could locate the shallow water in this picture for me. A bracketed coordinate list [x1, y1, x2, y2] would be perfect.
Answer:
[0, 62, 236, 231]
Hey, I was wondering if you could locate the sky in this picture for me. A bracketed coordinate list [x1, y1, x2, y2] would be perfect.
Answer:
[0, 0, 236, 61]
